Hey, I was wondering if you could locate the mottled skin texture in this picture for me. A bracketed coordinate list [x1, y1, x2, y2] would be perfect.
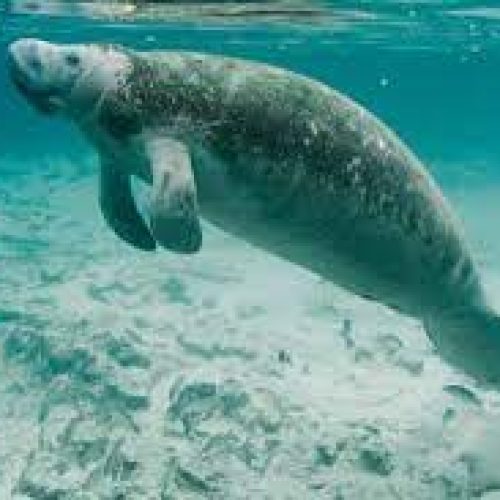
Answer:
[8, 40, 500, 386]
[98, 50, 482, 319]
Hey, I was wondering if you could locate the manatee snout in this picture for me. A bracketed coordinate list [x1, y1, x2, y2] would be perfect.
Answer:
[7, 39, 39, 79]
[8, 39, 50, 92]
[8, 38, 89, 115]
[8, 39, 62, 114]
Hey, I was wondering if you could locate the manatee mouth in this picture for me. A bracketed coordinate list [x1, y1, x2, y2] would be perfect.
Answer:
[10, 70, 61, 114]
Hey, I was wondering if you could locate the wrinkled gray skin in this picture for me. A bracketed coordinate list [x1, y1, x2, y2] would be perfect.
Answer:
[7, 39, 500, 386]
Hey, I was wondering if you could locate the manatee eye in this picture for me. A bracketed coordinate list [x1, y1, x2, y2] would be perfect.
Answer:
[65, 53, 80, 67]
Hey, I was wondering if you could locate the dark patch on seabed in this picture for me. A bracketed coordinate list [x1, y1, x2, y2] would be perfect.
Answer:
[2, 2, 500, 499]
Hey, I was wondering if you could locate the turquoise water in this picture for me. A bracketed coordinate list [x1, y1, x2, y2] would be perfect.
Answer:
[1, 3, 500, 498]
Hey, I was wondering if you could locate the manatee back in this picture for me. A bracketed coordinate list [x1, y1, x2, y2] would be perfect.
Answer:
[112, 50, 484, 315]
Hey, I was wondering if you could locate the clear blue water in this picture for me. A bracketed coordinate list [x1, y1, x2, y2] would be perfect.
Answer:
[1, 3, 500, 498]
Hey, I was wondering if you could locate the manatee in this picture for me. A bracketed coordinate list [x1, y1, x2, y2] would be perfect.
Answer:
[7, 38, 500, 385]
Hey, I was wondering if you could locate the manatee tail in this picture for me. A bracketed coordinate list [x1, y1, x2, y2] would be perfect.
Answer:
[424, 304, 500, 386]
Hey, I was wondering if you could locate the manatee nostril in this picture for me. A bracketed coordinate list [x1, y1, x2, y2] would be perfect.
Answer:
[25, 42, 42, 74]
[28, 56, 42, 73]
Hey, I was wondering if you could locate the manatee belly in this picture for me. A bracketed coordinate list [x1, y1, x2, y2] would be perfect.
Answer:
[191, 146, 482, 319]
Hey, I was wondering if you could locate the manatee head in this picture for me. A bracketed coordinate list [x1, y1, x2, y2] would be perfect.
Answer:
[7, 38, 130, 118]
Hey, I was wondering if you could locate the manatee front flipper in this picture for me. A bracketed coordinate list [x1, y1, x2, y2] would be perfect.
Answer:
[144, 136, 202, 254]
[99, 157, 157, 251]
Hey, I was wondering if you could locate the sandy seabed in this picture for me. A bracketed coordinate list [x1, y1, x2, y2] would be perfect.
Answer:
[1, 156, 500, 499]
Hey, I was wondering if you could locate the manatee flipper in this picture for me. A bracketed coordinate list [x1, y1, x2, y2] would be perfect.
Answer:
[144, 135, 202, 254]
[99, 156, 156, 251]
